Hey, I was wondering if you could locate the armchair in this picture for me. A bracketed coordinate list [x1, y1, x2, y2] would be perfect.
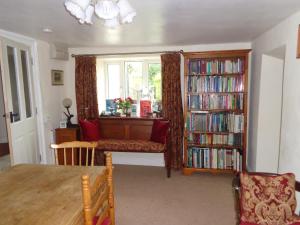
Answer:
[233, 172, 300, 225]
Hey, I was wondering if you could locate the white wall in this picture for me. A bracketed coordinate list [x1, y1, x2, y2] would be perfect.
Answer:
[250, 10, 300, 208]
[65, 42, 251, 166]
[255, 54, 284, 173]
[36, 40, 68, 163]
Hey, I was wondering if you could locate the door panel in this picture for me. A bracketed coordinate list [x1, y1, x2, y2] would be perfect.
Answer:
[1, 39, 38, 165]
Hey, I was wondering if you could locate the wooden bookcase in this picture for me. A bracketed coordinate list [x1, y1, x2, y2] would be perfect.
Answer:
[182, 50, 251, 175]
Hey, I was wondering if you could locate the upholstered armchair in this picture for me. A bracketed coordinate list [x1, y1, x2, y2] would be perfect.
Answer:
[233, 172, 300, 225]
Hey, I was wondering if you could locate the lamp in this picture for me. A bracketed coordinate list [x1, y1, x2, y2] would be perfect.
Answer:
[62, 98, 74, 127]
[64, 0, 136, 28]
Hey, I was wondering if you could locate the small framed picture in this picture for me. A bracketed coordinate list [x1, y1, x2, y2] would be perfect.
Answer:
[59, 121, 67, 128]
[51, 70, 64, 85]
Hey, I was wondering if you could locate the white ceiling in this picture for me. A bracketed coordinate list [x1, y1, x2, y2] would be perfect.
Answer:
[0, 0, 300, 47]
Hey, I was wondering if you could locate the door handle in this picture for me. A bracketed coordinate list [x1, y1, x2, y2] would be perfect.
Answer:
[9, 112, 18, 123]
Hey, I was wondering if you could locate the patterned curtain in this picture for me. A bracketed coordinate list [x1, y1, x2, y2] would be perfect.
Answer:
[161, 53, 184, 169]
[75, 56, 99, 120]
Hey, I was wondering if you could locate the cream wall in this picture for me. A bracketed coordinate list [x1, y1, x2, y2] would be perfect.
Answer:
[65, 42, 251, 166]
[249, 10, 300, 207]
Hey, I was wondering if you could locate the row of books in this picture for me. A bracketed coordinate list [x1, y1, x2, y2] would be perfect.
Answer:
[187, 94, 244, 110]
[187, 133, 243, 146]
[188, 58, 245, 75]
[186, 112, 244, 133]
[187, 75, 244, 93]
[187, 148, 243, 171]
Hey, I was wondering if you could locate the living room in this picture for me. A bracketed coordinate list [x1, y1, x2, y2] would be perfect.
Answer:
[1, 1, 300, 225]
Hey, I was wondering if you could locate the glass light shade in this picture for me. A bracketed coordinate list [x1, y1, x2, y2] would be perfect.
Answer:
[104, 17, 120, 28]
[62, 98, 73, 108]
[95, 0, 120, 20]
[65, 0, 85, 20]
[117, 0, 136, 24]
[84, 5, 94, 24]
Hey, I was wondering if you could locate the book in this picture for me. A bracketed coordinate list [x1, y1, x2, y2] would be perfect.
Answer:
[140, 100, 151, 117]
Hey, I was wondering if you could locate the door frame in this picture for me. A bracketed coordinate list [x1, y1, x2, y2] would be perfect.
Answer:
[0, 29, 47, 164]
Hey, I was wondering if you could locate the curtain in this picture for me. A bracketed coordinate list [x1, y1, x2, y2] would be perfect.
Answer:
[75, 56, 99, 120]
[161, 53, 184, 169]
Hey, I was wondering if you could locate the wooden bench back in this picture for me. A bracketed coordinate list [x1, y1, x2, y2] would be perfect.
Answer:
[98, 117, 169, 140]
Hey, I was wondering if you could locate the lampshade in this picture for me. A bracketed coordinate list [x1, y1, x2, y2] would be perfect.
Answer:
[117, 0, 136, 24]
[104, 17, 120, 28]
[65, 0, 85, 20]
[81, 5, 94, 24]
[95, 0, 120, 20]
[62, 98, 73, 108]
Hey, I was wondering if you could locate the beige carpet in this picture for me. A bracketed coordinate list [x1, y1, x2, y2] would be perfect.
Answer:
[113, 165, 236, 225]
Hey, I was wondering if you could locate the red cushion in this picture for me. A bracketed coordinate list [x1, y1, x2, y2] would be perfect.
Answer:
[79, 119, 101, 141]
[150, 120, 169, 144]
[93, 216, 111, 225]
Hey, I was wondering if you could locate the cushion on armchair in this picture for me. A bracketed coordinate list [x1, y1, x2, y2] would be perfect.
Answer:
[240, 172, 300, 225]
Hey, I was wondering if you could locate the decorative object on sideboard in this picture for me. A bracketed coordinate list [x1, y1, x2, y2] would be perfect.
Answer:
[297, 24, 300, 58]
[51, 70, 64, 85]
[64, 0, 136, 28]
[62, 98, 74, 127]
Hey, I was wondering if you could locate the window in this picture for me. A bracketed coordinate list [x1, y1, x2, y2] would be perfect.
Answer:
[97, 56, 161, 116]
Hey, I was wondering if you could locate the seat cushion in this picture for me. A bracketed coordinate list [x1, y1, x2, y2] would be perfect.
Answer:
[93, 216, 111, 225]
[240, 222, 300, 225]
[150, 120, 169, 144]
[240, 172, 298, 225]
[79, 119, 101, 141]
[97, 139, 165, 153]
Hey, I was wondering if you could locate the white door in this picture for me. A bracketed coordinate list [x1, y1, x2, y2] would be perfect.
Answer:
[0, 39, 38, 165]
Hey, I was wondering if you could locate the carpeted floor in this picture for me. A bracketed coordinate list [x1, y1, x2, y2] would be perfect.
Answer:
[113, 165, 236, 225]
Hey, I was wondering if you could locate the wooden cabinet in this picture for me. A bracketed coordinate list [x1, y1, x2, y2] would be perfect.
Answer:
[55, 128, 79, 165]
[182, 50, 250, 175]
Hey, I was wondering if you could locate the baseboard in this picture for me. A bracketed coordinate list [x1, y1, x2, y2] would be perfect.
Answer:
[111, 152, 164, 167]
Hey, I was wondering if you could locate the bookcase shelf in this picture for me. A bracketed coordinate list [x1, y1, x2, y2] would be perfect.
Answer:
[183, 49, 250, 175]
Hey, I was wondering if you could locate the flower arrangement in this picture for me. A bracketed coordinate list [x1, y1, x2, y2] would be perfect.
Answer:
[113, 97, 134, 114]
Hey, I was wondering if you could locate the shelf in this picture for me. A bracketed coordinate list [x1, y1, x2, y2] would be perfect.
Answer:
[186, 131, 243, 134]
[187, 109, 243, 113]
[187, 73, 244, 77]
[183, 167, 236, 175]
[187, 91, 245, 95]
[187, 144, 242, 149]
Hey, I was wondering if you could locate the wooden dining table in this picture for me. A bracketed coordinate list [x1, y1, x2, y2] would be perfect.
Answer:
[0, 164, 106, 225]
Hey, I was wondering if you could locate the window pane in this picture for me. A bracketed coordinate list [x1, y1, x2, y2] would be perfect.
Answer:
[20, 50, 32, 118]
[107, 64, 120, 99]
[7, 46, 20, 122]
[148, 63, 162, 102]
[125, 61, 143, 101]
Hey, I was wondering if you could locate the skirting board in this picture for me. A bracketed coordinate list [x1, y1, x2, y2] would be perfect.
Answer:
[111, 152, 164, 167]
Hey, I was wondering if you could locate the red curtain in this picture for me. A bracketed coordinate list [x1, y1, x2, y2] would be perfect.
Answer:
[161, 53, 184, 169]
[75, 56, 99, 120]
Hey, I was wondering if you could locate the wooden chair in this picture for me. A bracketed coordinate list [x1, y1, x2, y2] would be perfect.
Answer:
[233, 172, 300, 225]
[81, 152, 115, 225]
[50, 141, 97, 166]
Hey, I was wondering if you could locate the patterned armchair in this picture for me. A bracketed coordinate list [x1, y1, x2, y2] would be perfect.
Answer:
[233, 172, 300, 225]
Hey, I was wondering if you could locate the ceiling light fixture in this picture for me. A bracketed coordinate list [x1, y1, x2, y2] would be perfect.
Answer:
[64, 0, 136, 28]
[43, 28, 53, 33]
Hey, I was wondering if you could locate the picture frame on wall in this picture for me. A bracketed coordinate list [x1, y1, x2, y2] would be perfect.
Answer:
[297, 24, 300, 58]
[51, 70, 64, 85]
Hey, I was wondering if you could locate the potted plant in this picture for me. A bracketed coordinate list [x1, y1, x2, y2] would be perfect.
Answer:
[113, 97, 134, 116]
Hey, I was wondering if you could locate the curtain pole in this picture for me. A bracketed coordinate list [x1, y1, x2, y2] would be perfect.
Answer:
[71, 50, 184, 57]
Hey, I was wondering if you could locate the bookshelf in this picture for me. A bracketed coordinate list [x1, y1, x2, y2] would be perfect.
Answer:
[182, 50, 251, 175]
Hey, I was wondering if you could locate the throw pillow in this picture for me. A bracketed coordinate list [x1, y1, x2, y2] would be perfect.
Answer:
[150, 120, 169, 144]
[79, 119, 101, 141]
[240, 172, 298, 225]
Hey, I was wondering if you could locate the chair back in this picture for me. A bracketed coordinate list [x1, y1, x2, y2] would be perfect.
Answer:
[81, 153, 115, 225]
[50, 141, 97, 166]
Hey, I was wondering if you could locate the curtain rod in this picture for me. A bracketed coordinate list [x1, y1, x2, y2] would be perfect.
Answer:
[71, 50, 184, 57]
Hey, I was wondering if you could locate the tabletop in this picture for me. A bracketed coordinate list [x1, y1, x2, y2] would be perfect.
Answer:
[0, 164, 106, 225]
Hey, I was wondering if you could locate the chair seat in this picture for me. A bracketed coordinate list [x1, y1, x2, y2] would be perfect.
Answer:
[97, 139, 165, 152]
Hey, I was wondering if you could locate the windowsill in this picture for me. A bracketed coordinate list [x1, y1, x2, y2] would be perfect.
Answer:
[99, 115, 163, 120]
